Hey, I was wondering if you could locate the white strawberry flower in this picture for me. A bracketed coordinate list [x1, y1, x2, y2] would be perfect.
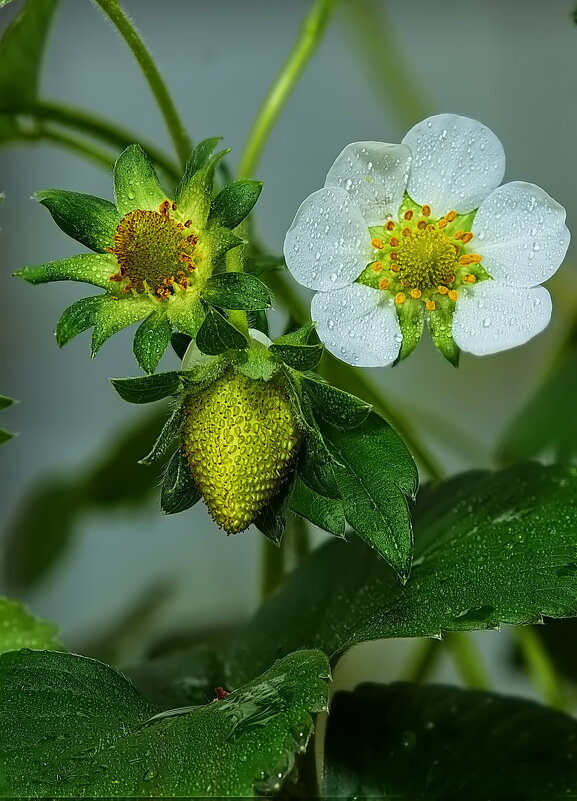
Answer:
[284, 114, 570, 366]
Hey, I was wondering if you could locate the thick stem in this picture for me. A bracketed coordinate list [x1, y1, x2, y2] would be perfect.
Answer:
[237, 0, 339, 179]
[443, 632, 492, 691]
[513, 626, 567, 710]
[30, 129, 115, 170]
[93, 0, 192, 166]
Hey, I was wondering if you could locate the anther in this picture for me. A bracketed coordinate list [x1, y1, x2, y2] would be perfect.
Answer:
[463, 273, 477, 284]
[459, 255, 472, 266]
[445, 274, 455, 284]
[390, 252, 398, 261]
[448, 290, 458, 301]
[385, 220, 396, 231]
[403, 210, 414, 221]
[402, 227, 411, 237]
[468, 254, 482, 264]
[184, 219, 193, 228]
[401, 279, 410, 287]
[372, 261, 384, 272]
[417, 220, 427, 230]
[389, 237, 400, 247]
[410, 288, 422, 299]
[446, 210, 457, 222]
[461, 232, 474, 244]
[421, 204, 431, 217]
[395, 292, 406, 305]
[159, 200, 171, 217]
[172, 201, 178, 211]
[426, 224, 435, 231]
[437, 285, 449, 295]
[454, 230, 464, 240]
[379, 278, 391, 290]
[438, 218, 448, 229]
[391, 264, 401, 273]
[426, 299, 436, 311]
[371, 237, 385, 250]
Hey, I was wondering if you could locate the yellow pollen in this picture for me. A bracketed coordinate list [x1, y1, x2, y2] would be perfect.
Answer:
[385, 220, 396, 230]
[371, 237, 385, 250]
[468, 254, 482, 264]
[403, 210, 414, 220]
[421, 204, 431, 217]
[448, 289, 458, 301]
[394, 227, 459, 291]
[438, 218, 448, 229]
[438, 285, 449, 295]
[372, 261, 384, 272]
[410, 288, 422, 299]
[379, 278, 391, 290]
[391, 264, 401, 273]
[463, 273, 477, 284]
[417, 220, 427, 230]
[389, 236, 400, 247]
[461, 232, 474, 244]
[402, 227, 411, 237]
[426, 299, 436, 311]
[459, 255, 472, 266]
[454, 230, 464, 240]
[446, 210, 457, 222]
[395, 292, 406, 304]
[390, 252, 398, 261]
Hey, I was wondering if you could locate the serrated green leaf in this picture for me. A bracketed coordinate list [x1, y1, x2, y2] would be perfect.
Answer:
[302, 374, 372, 428]
[0, 648, 329, 797]
[133, 310, 172, 374]
[208, 180, 263, 230]
[139, 403, 184, 465]
[111, 371, 181, 404]
[174, 137, 221, 206]
[113, 144, 167, 215]
[34, 189, 121, 253]
[324, 683, 577, 799]
[161, 447, 201, 514]
[15, 252, 116, 290]
[91, 295, 152, 356]
[0, 0, 59, 105]
[228, 464, 577, 684]
[270, 343, 323, 370]
[55, 295, 104, 346]
[196, 306, 248, 355]
[320, 412, 417, 577]
[202, 271, 271, 311]
[290, 479, 346, 538]
[0, 596, 61, 653]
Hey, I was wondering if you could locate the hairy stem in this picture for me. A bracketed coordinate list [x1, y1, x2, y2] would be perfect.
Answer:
[237, 0, 339, 179]
[93, 0, 192, 166]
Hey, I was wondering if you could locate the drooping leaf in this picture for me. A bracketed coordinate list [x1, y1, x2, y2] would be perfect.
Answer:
[270, 343, 323, 370]
[55, 295, 105, 346]
[110, 371, 182, 404]
[0, 648, 329, 797]
[254, 475, 296, 545]
[202, 272, 272, 311]
[0, 597, 61, 654]
[302, 374, 372, 428]
[208, 180, 263, 230]
[133, 310, 173, 374]
[290, 479, 346, 538]
[15, 253, 116, 289]
[228, 464, 577, 684]
[34, 189, 120, 253]
[160, 447, 201, 514]
[139, 403, 184, 465]
[196, 306, 248, 355]
[324, 682, 577, 799]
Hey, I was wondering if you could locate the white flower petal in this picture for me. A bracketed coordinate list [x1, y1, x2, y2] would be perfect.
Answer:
[452, 281, 552, 356]
[311, 284, 402, 367]
[324, 141, 411, 226]
[283, 186, 372, 291]
[402, 114, 505, 214]
[472, 181, 570, 288]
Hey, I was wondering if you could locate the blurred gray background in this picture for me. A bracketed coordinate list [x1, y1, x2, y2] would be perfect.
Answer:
[0, 0, 576, 691]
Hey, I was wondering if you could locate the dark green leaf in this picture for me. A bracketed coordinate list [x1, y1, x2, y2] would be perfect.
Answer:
[499, 347, 577, 463]
[0, 648, 329, 797]
[209, 180, 263, 230]
[324, 683, 577, 800]
[170, 331, 192, 359]
[34, 189, 120, 253]
[202, 272, 271, 311]
[273, 322, 316, 347]
[110, 371, 181, 404]
[0, 0, 59, 106]
[0, 597, 61, 654]
[245, 253, 285, 276]
[55, 295, 104, 346]
[133, 311, 172, 374]
[302, 374, 372, 428]
[228, 464, 577, 684]
[174, 147, 230, 224]
[161, 447, 201, 514]
[270, 343, 323, 370]
[0, 394, 15, 411]
[320, 412, 417, 577]
[247, 308, 270, 336]
[139, 403, 184, 465]
[254, 476, 295, 545]
[0, 428, 14, 445]
[298, 425, 340, 500]
[290, 479, 346, 538]
[196, 306, 248, 355]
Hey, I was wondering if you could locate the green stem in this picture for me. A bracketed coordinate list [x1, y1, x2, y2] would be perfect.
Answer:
[93, 0, 192, 166]
[340, 0, 433, 128]
[16, 100, 181, 181]
[444, 632, 492, 691]
[260, 538, 285, 600]
[28, 128, 115, 170]
[403, 637, 443, 684]
[513, 626, 566, 710]
[237, 0, 339, 179]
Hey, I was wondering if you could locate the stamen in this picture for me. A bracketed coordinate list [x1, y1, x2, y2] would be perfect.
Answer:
[446, 210, 457, 222]
[159, 200, 171, 217]
[417, 220, 427, 230]
[371, 237, 385, 250]
[459, 255, 473, 266]
[468, 254, 482, 264]
[461, 232, 474, 244]
[172, 201, 178, 211]
[184, 220, 193, 228]
[426, 299, 436, 311]
[390, 252, 398, 261]
[379, 278, 390, 290]
[391, 264, 401, 273]
[402, 227, 411, 237]
[372, 261, 384, 272]
[410, 288, 422, 299]
[403, 210, 414, 221]
[389, 237, 400, 247]
[438, 285, 449, 295]
[395, 292, 406, 304]
[421, 204, 431, 217]
[438, 218, 448, 229]
[448, 289, 458, 301]
[463, 274, 477, 284]
[454, 230, 464, 240]
[385, 220, 396, 231]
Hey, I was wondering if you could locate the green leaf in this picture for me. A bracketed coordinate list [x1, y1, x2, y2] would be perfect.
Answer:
[55, 295, 105, 346]
[0, 428, 14, 445]
[0, 394, 15, 411]
[91, 295, 152, 356]
[196, 306, 248, 355]
[208, 180, 263, 230]
[174, 137, 221, 206]
[202, 272, 272, 311]
[0, 597, 61, 654]
[428, 296, 460, 366]
[254, 476, 295, 545]
[174, 147, 230, 225]
[273, 322, 316, 347]
[290, 479, 346, 538]
[170, 331, 192, 359]
[320, 412, 417, 577]
[0, 0, 59, 106]
[247, 308, 269, 337]
[499, 346, 577, 463]
[161, 447, 201, 514]
[133, 310, 172, 374]
[396, 298, 425, 362]
[298, 424, 340, 500]
[246, 253, 285, 276]
[34, 189, 121, 253]
[228, 464, 577, 684]
[111, 371, 181, 404]
[139, 403, 184, 465]
[0, 648, 329, 797]
[113, 144, 167, 215]
[15, 252, 116, 290]
[302, 374, 372, 428]
[324, 683, 577, 800]
[270, 343, 323, 370]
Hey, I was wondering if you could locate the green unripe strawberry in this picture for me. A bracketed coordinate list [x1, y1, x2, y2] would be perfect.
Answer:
[182, 370, 301, 533]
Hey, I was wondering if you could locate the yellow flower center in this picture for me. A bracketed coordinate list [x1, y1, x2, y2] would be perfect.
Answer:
[108, 201, 199, 299]
[395, 227, 457, 290]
